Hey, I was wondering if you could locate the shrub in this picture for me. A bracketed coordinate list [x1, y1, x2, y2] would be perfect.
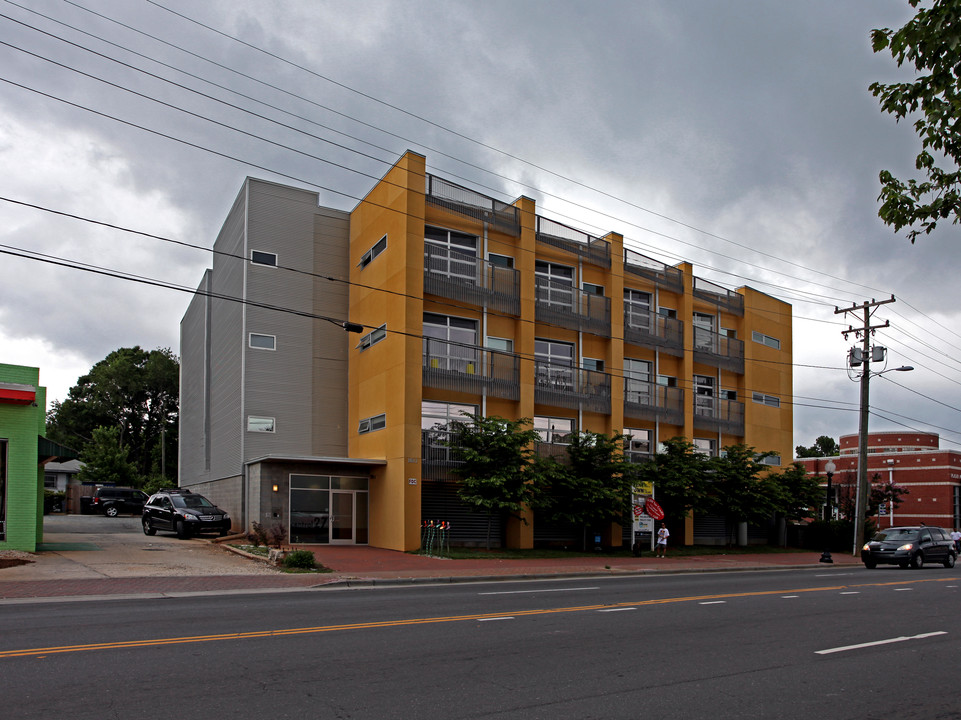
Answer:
[283, 550, 316, 570]
[249, 521, 269, 547]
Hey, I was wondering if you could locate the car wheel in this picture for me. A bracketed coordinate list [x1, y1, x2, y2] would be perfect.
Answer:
[104, 505, 119, 518]
[175, 520, 189, 539]
[944, 553, 956, 569]
[898, 561, 910, 569]
[863, 560, 877, 569]
[911, 552, 924, 569]
[142, 518, 156, 536]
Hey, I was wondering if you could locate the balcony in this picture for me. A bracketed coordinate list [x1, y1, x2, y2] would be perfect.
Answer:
[424, 244, 520, 315]
[693, 396, 745, 435]
[535, 278, 611, 335]
[623, 309, 684, 356]
[425, 174, 520, 236]
[623, 380, 685, 426]
[536, 216, 611, 268]
[421, 429, 463, 482]
[694, 277, 744, 316]
[423, 339, 520, 400]
[693, 328, 745, 373]
[534, 361, 611, 413]
[624, 248, 683, 294]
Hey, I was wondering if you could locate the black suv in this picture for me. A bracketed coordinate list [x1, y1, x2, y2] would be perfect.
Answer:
[142, 489, 231, 539]
[90, 487, 148, 517]
[861, 526, 958, 569]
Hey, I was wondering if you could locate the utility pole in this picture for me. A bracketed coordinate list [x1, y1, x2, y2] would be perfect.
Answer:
[835, 296, 895, 556]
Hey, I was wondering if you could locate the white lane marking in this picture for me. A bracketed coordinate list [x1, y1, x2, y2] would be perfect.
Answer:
[894, 588, 913, 591]
[840, 591, 860, 595]
[478, 617, 515, 622]
[782, 595, 799, 598]
[479, 587, 599, 595]
[597, 607, 636, 613]
[699, 601, 726, 605]
[816, 573, 854, 577]
[816, 632, 947, 655]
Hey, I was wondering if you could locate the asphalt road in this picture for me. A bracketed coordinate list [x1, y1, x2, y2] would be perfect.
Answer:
[1, 566, 958, 719]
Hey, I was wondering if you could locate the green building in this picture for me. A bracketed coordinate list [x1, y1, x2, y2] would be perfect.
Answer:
[0, 364, 77, 551]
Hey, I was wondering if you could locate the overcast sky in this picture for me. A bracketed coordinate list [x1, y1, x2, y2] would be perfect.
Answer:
[2, 0, 957, 453]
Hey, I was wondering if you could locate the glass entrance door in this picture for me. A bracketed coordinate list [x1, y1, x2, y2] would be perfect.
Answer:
[330, 491, 354, 543]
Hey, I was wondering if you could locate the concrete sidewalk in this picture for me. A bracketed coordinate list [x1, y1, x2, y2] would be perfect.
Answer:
[0, 540, 863, 603]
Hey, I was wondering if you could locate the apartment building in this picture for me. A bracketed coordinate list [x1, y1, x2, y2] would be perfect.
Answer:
[798, 431, 961, 529]
[180, 151, 793, 552]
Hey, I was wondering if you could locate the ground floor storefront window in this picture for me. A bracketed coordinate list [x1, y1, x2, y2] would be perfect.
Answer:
[289, 475, 368, 544]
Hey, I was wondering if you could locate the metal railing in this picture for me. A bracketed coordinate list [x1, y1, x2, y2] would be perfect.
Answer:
[535, 216, 611, 268]
[421, 429, 464, 481]
[624, 248, 683, 293]
[424, 244, 520, 315]
[693, 396, 745, 435]
[693, 327, 745, 373]
[534, 361, 611, 413]
[535, 277, 611, 335]
[425, 174, 520, 236]
[422, 338, 520, 400]
[623, 308, 684, 356]
[693, 277, 744, 316]
[623, 380, 685, 425]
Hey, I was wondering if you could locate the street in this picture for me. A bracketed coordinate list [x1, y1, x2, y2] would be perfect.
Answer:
[1, 566, 958, 719]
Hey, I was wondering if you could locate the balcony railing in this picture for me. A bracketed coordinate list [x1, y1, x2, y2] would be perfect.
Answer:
[425, 174, 520, 236]
[693, 277, 744, 316]
[535, 278, 611, 335]
[693, 328, 745, 373]
[624, 249, 683, 294]
[693, 396, 745, 435]
[623, 380, 685, 425]
[424, 244, 520, 315]
[534, 361, 611, 413]
[421, 429, 464, 482]
[623, 308, 684, 356]
[535, 216, 611, 268]
[423, 339, 520, 400]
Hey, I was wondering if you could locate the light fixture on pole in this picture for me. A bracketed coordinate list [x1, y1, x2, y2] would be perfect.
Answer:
[819, 460, 836, 564]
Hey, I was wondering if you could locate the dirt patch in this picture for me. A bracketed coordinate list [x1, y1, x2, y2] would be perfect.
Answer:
[0, 559, 32, 570]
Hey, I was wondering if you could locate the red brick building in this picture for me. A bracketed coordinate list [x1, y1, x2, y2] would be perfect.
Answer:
[798, 431, 961, 531]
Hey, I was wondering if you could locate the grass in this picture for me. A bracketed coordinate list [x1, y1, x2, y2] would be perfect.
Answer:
[413, 544, 812, 560]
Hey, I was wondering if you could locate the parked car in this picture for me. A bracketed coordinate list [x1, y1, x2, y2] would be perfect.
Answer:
[142, 488, 231, 539]
[90, 487, 149, 517]
[861, 526, 958, 569]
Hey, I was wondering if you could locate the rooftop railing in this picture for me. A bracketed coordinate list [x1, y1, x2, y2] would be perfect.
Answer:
[693, 277, 744, 316]
[425, 174, 520, 236]
[624, 248, 683, 294]
[535, 216, 611, 268]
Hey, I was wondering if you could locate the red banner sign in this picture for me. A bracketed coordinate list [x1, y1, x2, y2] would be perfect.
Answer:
[645, 498, 665, 520]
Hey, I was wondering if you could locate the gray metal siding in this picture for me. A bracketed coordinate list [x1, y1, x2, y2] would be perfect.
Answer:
[178, 270, 211, 485]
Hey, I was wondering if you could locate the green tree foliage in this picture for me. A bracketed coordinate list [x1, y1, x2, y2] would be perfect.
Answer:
[633, 437, 709, 527]
[449, 415, 542, 550]
[47, 347, 179, 483]
[871, 0, 961, 241]
[794, 435, 839, 458]
[77, 426, 141, 487]
[536, 431, 638, 549]
[706, 444, 781, 537]
[767, 462, 825, 522]
[868, 473, 911, 521]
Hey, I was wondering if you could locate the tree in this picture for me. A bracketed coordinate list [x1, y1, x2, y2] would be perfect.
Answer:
[535, 431, 638, 550]
[633, 437, 710, 533]
[706, 444, 781, 543]
[448, 415, 542, 550]
[76, 426, 141, 487]
[47, 347, 179, 484]
[871, 0, 961, 241]
[868, 473, 911, 525]
[767, 462, 825, 523]
[795, 435, 839, 458]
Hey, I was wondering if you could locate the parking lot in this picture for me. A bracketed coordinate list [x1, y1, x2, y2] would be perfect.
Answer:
[0, 513, 276, 581]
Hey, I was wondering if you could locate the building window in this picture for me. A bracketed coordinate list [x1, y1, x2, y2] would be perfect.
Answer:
[359, 235, 387, 269]
[535, 338, 575, 390]
[624, 428, 652, 462]
[425, 226, 477, 282]
[582, 282, 604, 296]
[656, 375, 677, 387]
[658, 307, 677, 319]
[422, 401, 477, 463]
[357, 325, 387, 351]
[0, 439, 5, 540]
[488, 253, 514, 268]
[486, 337, 513, 353]
[534, 416, 574, 444]
[251, 250, 277, 267]
[625, 358, 652, 405]
[44, 473, 57, 489]
[358, 413, 386, 434]
[694, 375, 715, 417]
[625, 289, 652, 331]
[249, 333, 276, 350]
[247, 416, 275, 433]
[760, 454, 782, 466]
[424, 313, 478, 372]
[535, 261, 575, 310]
[582, 358, 604, 372]
[693, 438, 716, 456]
[752, 391, 780, 408]
[752, 331, 781, 350]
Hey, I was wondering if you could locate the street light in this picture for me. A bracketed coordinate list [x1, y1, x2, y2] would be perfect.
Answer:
[819, 460, 836, 564]
[851, 364, 913, 555]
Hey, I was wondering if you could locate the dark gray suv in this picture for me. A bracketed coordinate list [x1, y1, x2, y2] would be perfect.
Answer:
[142, 489, 231, 539]
[90, 487, 148, 517]
[861, 526, 958, 569]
